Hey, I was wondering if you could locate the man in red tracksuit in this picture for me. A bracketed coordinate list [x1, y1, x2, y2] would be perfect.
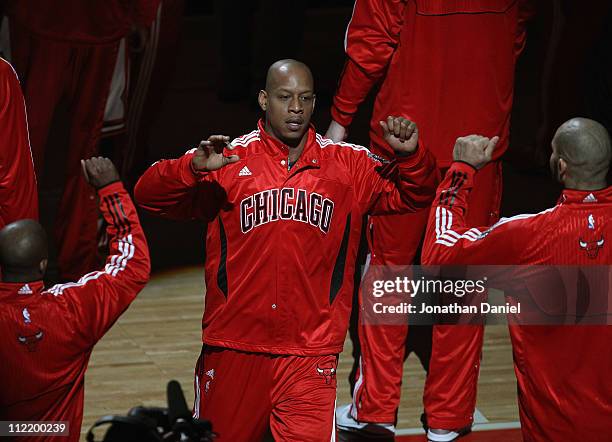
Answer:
[421, 118, 612, 441]
[5, 0, 158, 280]
[0, 158, 150, 442]
[0, 57, 37, 228]
[134, 59, 438, 441]
[326, 0, 533, 433]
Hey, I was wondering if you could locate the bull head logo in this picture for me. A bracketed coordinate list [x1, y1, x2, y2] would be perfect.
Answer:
[316, 365, 336, 385]
[579, 214, 604, 259]
[579, 236, 604, 259]
[17, 330, 44, 352]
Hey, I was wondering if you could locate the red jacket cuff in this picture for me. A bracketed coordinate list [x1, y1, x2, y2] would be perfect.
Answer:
[183, 152, 211, 184]
[97, 181, 125, 197]
[449, 161, 478, 177]
[395, 143, 427, 168]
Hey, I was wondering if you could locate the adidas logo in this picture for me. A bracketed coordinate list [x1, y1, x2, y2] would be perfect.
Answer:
[238, 166, 252, 176]
[206, 369, 215, 379]
[18, 284, 33, 295]
[583, 193, 597, 203]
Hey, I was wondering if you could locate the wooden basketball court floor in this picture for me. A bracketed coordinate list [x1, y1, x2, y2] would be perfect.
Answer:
[83, 266, 521, 441]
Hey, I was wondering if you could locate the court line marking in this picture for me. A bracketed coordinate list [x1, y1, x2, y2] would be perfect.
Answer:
[473, 408, 489, 424]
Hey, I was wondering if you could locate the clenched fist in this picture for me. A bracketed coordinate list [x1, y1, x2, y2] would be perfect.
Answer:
[81, 157, 120, 189]
[452, 135, 499, 170]
[192, 135, 240, 172]
[380, 116, 419, 155]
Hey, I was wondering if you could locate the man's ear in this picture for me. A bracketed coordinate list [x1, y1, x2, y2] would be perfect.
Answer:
[312, 94, 316, 113]
[39, 258, 48, 276]
[558, 157, 568, 181]
[258, 90, 268, 111]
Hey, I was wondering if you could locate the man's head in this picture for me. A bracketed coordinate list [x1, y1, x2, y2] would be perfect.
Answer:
[550, 118, 611, 190]
[258, 59, 315, 148]
[0, 220, 48, 283]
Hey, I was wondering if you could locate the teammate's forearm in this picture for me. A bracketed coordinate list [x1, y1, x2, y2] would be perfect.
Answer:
[98, 181, 150, 287]
[421, 162, 476, 265]
[331, 59, 379, 127]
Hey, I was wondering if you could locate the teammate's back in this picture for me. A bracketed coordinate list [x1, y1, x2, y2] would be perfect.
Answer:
[422, 120, 612, 441]
[0, 158, 150, 441]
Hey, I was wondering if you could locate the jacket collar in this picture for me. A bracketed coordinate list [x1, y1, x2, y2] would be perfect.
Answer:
[0, 280, 44, 302]
[558, 185, 612, 205]
[256, 119, 321, 169]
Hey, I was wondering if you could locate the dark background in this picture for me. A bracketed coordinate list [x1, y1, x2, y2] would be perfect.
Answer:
[39, 0, 612, 273]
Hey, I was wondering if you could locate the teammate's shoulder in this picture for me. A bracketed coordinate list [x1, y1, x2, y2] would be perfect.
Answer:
[484, 206, 558, 233]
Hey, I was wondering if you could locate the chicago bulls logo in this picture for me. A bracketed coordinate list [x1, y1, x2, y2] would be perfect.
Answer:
[579, 214, 605, 259]
[316, 364, 336, 385]
[16, 307, 43, 351]
[579, 236, 605, 259]
[17, 330, 44, 352]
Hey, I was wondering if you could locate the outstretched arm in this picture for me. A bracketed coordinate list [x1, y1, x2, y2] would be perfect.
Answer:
[422, 135, 531, 265]
[354, 116, 438, 215]
[46, 157, 151, 347]
[134, 135, 240, 221]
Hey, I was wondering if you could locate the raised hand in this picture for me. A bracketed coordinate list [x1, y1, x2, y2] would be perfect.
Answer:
[452, 135, 499, 170]
[192, 135, 240, 172]
[380, 116, 418, 155]
[81, 157, 120, 189]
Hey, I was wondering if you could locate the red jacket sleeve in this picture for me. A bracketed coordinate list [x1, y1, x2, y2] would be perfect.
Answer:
[422, 162, 534, 265]
[351, 142, 438, 215]
[44, 182, 150, 347]
[331, 0, 408, 127]
[134, 150, 227, 221]
[0, 58, 38, 228]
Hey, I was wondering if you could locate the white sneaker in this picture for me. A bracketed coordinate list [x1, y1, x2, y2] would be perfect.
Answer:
[426, 429, 462, 442]
[336, 404, 395, 436]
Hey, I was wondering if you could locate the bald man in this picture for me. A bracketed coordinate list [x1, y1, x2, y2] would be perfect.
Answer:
[421, 118, 612, 441]
[0, 158, 150, 441]
[135, 59, 438, 441]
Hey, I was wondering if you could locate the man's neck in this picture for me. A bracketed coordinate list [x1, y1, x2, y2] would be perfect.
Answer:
[264, 123, 307, 164]
[2, 272, 42, 284]
[287, 145, 306, 164]
[564, 179, 608, 191]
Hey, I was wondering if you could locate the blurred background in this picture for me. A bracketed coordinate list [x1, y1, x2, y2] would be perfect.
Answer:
[4, 0, 611, 276]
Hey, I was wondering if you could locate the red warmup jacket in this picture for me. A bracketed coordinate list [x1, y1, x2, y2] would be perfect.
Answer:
[0, 57, 37, 227]
[333, 0, 533, 166]
[135, 120, 437, 356]
[0, 182, 150, 441]
[6, 0, 160, 44]
[422, 162, 612, 441]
